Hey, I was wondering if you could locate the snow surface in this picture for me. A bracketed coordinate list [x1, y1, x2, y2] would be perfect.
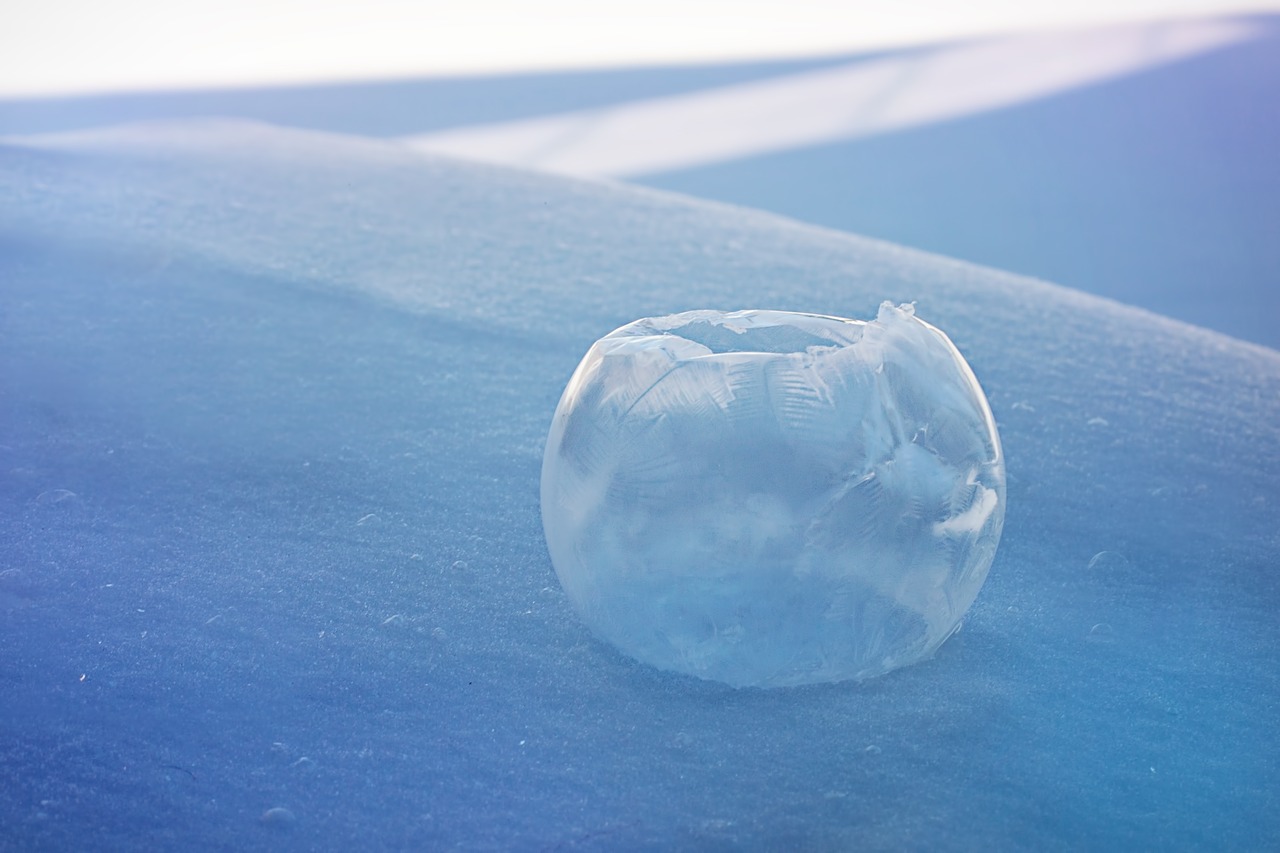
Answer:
[402, 18, 1255, 176]
[542, 305, 1005, 687]
[2, 17, 1274, 350]
[398, 15, 1280, 350]
[638, 17, 1280, 351]
[8, 0, 1277, 97]
[1, 121, 1279, 849]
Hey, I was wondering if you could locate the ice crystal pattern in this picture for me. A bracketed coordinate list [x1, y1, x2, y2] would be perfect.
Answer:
[541, 303, 1005, 687]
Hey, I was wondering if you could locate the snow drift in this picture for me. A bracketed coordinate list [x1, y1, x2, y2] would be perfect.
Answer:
[1, 121, 1277, 849]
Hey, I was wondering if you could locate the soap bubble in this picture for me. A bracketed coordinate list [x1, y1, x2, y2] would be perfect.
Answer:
[541, 303, 1005, 687]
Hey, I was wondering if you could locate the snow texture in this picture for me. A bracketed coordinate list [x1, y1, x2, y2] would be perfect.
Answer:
[1, 121, 1278, 850]
[1, 17, 1275, 348]
[403, 18, 1254, 177]
[638, 18, 1280, 351]
[542, 305, 1005, 687]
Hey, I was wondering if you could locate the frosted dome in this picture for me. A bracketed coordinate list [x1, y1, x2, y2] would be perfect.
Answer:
[541, 303, 1005, 687]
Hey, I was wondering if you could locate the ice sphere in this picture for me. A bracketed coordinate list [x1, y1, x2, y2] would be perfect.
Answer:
[541, 303, 1005, 687]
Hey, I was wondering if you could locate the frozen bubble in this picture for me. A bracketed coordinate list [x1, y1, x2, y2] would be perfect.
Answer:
[448, 560, 476, 586]
[1087, 623, 1115, 643]
[259, 807, 295, 827]
[34, 489, 77, 506]
[1086, 551, 1130, 572]
[541, 303, 1005, 687]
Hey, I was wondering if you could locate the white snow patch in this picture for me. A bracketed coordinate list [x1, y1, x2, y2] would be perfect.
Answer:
[401, 18, 1256, 177]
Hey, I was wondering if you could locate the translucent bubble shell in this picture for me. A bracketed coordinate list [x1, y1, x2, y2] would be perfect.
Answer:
[541, 303, 1005, 687]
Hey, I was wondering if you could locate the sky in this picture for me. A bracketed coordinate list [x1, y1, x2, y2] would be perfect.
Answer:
[2, 0, 1279, 97]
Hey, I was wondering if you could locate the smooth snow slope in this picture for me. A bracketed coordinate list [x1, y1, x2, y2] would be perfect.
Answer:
[1, 121, 1278, 850]
[2, 18, 1271, 351]
[0, 55, 857, 139]
[402, 18, 1254, 176]
[399, 15, 1280, 350]
[639, 16, 1280, 350]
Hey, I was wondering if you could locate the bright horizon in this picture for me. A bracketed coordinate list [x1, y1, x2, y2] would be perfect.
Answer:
[2, 0, 1278, 98]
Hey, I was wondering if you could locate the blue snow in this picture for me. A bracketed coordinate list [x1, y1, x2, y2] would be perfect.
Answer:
[1, 119, 1278, 849]
[637, 17, 1280, 349]
[2, 16, 1276, 349]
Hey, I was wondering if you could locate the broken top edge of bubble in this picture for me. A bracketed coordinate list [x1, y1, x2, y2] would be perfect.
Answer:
[606, 302, 923, 358]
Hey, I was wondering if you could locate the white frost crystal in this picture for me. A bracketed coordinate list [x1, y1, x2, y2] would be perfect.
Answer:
[541, 303, 1005, 687]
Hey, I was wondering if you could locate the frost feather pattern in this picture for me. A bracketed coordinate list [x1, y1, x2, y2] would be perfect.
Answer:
[541, 303, 1006, 687]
